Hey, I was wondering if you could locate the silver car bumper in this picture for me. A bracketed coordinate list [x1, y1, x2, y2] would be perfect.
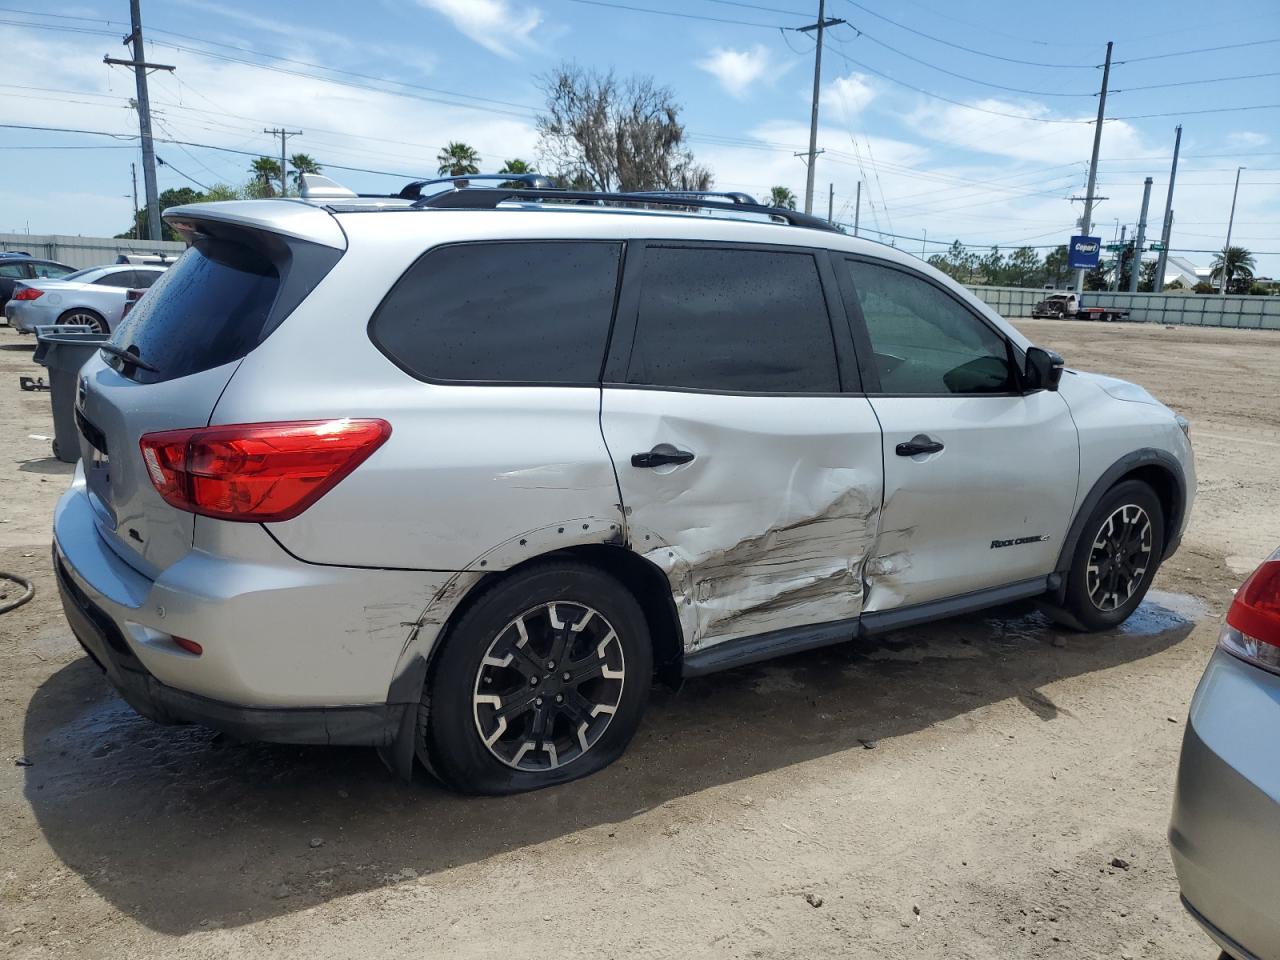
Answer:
[1170, 647, 1280, 960]
[52, 468, 460, 745]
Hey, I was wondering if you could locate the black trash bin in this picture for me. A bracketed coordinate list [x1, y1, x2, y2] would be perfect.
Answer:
[33, 329, 109, 463]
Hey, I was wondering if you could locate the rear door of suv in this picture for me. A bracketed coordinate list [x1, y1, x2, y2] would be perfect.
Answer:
[601, 241, 883, 657]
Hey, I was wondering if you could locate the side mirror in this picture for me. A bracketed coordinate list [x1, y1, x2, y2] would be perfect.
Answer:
[1024, 346, 1064, 392]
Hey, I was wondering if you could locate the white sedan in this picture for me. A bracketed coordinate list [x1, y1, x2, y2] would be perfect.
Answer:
[3, 264, 167, 334]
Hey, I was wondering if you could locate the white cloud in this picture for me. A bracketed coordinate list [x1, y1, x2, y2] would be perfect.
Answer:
[696, 45, 782, 99]
[415, 0, 542, 59]
[1227, 130, 1269, 149]
[821, 74, 874, 116]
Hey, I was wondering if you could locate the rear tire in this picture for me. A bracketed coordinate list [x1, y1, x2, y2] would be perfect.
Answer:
[1059, 480, 1164, 631]
[57, 308, 106, 334]
[422, 562, 652, 795]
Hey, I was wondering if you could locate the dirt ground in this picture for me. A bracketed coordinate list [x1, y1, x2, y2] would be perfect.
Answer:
[2, 317, 1278, 960]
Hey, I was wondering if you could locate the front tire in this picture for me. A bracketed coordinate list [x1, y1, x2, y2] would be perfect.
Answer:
[422, 562, 652, 795]
[1060, 480, 1164, 631]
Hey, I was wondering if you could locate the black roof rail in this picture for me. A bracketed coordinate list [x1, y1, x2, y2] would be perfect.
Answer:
[622, 189, 760, 205]
[396, 172, 558, 200]
[411, 186, 842, 232]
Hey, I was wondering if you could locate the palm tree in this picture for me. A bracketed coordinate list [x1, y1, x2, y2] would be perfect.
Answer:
[1210, 245, 1256, 293]
[437, 142, 481, 177]
[289, 153, 322, 192]
[769, 185, 797, 210]
[499, 159, 533, 175]
[249, 156, 281, 197]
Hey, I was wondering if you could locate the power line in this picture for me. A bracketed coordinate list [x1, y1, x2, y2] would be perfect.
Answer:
[1112, 71, 1280, 93]
[558, 0, 798, 27]
[1115, 37, 1280, 64]
[836, 0, 1098, 68]
[1109, 104, 1280, 120]
[823, 44, 1095, 123]
[155, 154, 210, 191]
[836, 23, 1095, 97]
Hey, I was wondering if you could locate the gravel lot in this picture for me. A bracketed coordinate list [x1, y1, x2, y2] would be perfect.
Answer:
[2, 317, 1278, 959]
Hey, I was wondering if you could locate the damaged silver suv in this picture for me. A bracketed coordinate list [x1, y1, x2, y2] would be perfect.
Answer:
[53, 176, 1194, 794]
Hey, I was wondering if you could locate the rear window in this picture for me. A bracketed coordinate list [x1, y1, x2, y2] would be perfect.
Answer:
[107, 238, 280, 383]
[369, 241, 622, 384]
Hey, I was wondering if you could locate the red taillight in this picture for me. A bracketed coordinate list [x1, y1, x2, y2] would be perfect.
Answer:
[1220, 550, 1280, 673]
[138, 419, 391, 522]
[13, 288, 43, 301]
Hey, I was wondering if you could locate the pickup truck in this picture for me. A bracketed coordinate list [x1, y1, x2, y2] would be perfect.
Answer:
[1031, 293, 1128, 322]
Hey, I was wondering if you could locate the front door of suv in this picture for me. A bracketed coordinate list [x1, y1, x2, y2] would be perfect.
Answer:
[836, 256, 1080, 611]
[601, 242, 884, 657]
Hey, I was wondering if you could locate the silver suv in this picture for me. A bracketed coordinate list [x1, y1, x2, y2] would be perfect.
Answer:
[54, 177, 1194, 794]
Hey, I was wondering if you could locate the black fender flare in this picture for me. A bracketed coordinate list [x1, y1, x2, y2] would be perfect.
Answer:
[1050, 447, 1187, 604]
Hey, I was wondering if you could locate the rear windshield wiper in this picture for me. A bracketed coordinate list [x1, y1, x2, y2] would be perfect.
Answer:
[98, 342, 160, 374]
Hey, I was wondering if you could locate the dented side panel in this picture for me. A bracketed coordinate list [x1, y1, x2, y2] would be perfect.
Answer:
[601, 388, 884, 654]
[865, 391, 1080, 611]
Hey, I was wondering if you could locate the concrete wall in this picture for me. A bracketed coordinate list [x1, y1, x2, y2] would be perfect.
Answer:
[967, 285, 1280, 330]
[0, 233, 187, 270]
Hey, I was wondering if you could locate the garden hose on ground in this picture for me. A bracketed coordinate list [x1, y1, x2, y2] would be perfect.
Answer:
[0, 572, 34, 615]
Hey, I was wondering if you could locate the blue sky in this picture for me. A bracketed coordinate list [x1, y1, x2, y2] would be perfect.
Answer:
[2, 0, 1278, 275]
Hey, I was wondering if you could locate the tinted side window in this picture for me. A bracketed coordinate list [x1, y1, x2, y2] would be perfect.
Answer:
[371, 241, 621, 384]
[845, 259, 1015, 395]
[0, 264, 25, 279]
[134, 270, 164, 288]
[94, 271, 135, 288]
[625, 247, 839, 393]
[33, 262, 73, 278]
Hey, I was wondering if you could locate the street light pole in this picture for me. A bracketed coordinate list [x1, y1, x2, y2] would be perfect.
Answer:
[1220, 166, 1244, 296]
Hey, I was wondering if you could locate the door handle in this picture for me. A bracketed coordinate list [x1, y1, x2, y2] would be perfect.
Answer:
[631, 448, 695, 468]
[895, 434, 944, 457]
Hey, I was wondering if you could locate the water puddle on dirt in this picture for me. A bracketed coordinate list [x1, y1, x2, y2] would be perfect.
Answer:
[1118, 589, 1211, 636]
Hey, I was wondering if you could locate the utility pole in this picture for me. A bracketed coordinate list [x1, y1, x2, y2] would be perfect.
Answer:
[1129, 177, 1152, 293]
[130, 163, 139, 240]
[264, 128, 303, 197]
[104, 0, 174, 242]
[827, 182, 834, 223]
[1221, 166, 1244, 296]
[922, 228, 927, 258]
[1074, 40, 1113, 293]
[853, 181, 861, 237]
[1110, 224, 1126, 290]
[798, 1, 845, 215]
[1153, 124, 1181, 292]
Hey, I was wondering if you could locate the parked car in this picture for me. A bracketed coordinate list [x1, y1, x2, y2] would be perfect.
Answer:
[0, 251, 76, 313]
[1170, 547, 1280, 960]
[115, 252, 179, 266]
[4, 264, 168, 333]
[53, 178, 1194, 795]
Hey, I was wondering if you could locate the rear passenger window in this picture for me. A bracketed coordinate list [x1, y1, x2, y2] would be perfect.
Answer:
[370, 241, 622, 384]
[625, 246, 839, 393]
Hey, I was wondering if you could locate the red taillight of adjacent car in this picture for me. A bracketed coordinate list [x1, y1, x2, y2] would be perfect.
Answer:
[12, 287, 43, 301]
[138, 419, 391, 522]
[1219, 549, 1280, 674]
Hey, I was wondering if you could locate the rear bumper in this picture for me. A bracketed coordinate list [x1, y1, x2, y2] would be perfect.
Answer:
[54, 551, 397, 745]
[52, 469, 464, 741]
[1169, 648, 1280, 960]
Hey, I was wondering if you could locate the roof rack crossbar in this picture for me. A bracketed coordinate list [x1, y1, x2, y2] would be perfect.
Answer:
[410, 187, 841, 232]
[621, 189, 759, 205]
[397, 173, 557, 200]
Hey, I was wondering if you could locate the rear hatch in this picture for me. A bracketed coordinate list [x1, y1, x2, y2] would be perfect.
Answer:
[74, 205, 344, 579]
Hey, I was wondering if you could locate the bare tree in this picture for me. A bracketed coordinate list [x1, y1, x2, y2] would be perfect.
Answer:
[536, 64, 712, 193]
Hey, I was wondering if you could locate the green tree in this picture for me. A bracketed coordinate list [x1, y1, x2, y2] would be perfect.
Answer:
[537, 63, 712, 192]
[1210, 245, 1256, 293]
[977, 246, 1004, 285]
[499, 158, 534, 175]
[1006, 246, 1041, 287]
[1084, 263, 1108, 291]
[116, 187, 207, 241]
[248, 156, 282, 198]
[289, 153, 322, 192]
[1041, 245, 1069, 288]
[768, 186, 797, 210]
[437, 142, 481, 177]
[1138, 259, 1158, 293]
[203, 183, 241, 202]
